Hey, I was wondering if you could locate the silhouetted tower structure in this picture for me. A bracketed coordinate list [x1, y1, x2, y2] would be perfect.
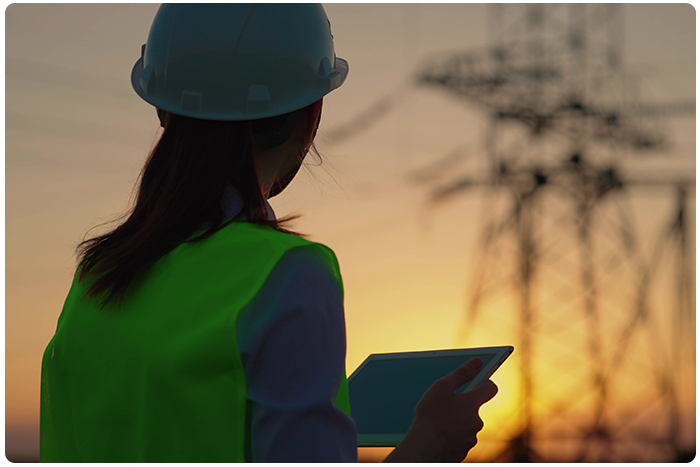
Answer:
[415, 4, 694, 462]
[325, 3, 694, 462]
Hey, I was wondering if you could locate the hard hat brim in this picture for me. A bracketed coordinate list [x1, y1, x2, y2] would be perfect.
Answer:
[131, 55, 350, 121]
[335, 56, 349, 88]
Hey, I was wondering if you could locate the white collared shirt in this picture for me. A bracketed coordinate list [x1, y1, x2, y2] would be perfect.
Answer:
[216, 185, 357, 462]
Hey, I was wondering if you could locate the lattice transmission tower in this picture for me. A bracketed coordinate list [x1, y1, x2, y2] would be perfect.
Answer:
[400, 4, 697, 461]
[326, 3, 695, 462]
[413, 4, 694, 462]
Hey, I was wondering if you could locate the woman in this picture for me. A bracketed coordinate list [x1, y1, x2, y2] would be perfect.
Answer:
[40, 4, 497, 462]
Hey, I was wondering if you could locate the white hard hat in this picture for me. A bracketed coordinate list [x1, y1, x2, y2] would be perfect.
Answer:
[130, 3, 349, 121]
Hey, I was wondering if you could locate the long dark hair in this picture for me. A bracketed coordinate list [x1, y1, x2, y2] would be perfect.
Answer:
[75, 105, 318, 311]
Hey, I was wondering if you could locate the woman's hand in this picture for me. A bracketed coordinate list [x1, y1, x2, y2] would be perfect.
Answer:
[383, 358, 498, 463]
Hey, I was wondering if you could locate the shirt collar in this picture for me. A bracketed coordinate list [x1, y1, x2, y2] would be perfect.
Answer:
[198, 184, 276, 231]
[221, 183, 277, 222]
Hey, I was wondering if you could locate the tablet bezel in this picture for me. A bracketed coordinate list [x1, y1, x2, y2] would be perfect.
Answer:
[349, 345, 514, 447]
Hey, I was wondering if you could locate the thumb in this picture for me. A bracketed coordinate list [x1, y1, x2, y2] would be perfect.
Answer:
[440, 358, 483, 392]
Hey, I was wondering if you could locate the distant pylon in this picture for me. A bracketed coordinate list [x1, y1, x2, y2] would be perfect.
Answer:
[414, 4, 694, 461]
[323, 5, 694, 458]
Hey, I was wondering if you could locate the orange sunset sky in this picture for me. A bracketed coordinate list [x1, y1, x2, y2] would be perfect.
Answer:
[6, 3, 696, 462]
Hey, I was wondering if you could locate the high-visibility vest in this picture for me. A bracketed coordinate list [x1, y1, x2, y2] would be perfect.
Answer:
[40, 221, 352, 462]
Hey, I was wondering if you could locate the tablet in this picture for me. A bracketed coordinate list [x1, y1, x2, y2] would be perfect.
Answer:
[348, 345, 513, 447]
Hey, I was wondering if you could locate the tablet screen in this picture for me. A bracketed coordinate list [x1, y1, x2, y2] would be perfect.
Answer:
[349, 352, 497, 436]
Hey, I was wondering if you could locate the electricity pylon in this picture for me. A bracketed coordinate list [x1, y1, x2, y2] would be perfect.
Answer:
[325, 3, 694, 461]
[415, 4, 694, 462]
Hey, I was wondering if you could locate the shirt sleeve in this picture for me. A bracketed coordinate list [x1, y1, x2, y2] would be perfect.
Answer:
[235, 244, 358, 462]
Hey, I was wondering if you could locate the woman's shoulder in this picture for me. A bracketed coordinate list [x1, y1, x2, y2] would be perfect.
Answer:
[224, 222, 326, 251]
[202, 221, 340, 275]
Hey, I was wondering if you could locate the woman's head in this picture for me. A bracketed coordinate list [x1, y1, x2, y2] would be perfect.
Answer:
[77, 4, 347, 310]
[157, 97, 323, 199]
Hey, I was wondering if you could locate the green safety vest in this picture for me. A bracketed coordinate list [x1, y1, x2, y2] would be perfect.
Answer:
[40, 221, 352, 462]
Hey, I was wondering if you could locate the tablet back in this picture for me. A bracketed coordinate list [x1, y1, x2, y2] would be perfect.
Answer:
[348, 351, 498, 444]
